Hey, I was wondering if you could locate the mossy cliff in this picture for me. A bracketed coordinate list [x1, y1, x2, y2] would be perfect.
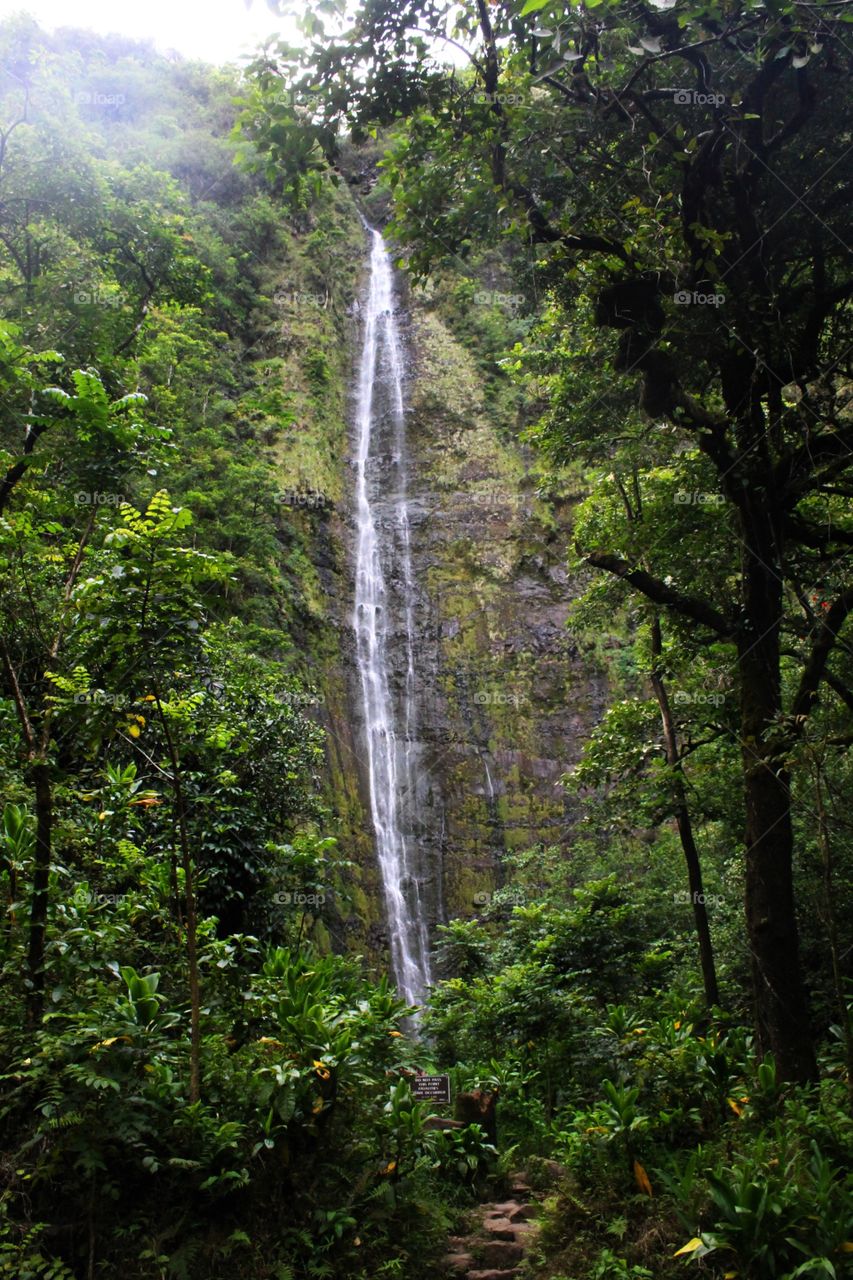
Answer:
[402, 289, 607, 922]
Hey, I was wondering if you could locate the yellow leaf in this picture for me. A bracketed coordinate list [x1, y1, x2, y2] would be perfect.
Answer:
[674, 1020, 682, 1030]
[727, 1097, 743, 1117]
[633, 1159, 653, 1196]
[256, 1037, 285, 1048]
[127, 724, 141, 738]
[90, 1035, 131, 1053]
[673, 1238, 703, 1257]
[382, 1160, 397, 1175]
[724, 1272, 739, 1278]
[388, 1030, 403, 1037]
[312, 1099, 323, 1114]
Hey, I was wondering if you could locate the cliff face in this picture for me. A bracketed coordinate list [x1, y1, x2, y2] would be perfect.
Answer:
[402, 300, 608, 920]
[271, 182, 605, 967]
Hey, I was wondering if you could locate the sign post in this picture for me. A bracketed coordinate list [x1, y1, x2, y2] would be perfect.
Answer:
[410, 1073, 451, 1105]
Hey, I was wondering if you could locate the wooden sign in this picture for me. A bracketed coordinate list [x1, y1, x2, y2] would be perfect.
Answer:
[411, 1073, 451, 1105]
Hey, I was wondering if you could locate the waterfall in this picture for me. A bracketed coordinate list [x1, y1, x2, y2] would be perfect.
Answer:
[352, 227, 432, 1008]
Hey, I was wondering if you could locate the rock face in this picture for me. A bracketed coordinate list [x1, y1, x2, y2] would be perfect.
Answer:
[398, 298, 607, 922]
[316, 212, 607, 968]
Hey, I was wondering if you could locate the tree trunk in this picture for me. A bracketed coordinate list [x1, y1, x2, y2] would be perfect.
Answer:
[738, 531, 816, 1082]
[649, 618, 720, 1008]
[675, 801, 720, 1009]
[26, 759, 52, 1022]
[814, 767, 853, 1103]
[153, 689, 201, 1103]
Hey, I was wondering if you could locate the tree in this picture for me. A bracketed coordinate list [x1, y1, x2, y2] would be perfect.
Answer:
[0, 336, 150, 1017]
[69, 490, 226, 1100]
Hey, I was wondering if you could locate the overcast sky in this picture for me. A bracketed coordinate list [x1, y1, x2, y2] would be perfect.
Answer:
[3, 1, 296, 64]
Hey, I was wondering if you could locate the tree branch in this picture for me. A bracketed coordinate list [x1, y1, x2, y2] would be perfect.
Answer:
[791, 586, 853, 722]
[580, 548, 734, 635]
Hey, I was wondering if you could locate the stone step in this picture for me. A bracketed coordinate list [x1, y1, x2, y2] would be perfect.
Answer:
[481, 1239, 525, 1268]
[486, 1201, 537, 1222]
[509, 1202, 538, 1222]
[511, 1221, 539, 1240]
[442, 1252, 474, 1273]
[482, 1218, 517, 1240]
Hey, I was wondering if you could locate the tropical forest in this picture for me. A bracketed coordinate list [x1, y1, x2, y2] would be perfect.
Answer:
[0, 0, 851, 1277]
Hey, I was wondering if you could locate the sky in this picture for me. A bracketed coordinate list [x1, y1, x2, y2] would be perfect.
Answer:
[3, 0, 297, 64]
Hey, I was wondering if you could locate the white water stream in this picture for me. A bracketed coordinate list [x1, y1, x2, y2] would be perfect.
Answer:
[353, 228, 432, 1007]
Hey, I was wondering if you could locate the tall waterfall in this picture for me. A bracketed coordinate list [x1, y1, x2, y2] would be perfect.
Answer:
[353, 227, 432, 1008]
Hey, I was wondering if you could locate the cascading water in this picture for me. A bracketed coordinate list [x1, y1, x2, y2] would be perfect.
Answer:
[352, 227, 432, 1008]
